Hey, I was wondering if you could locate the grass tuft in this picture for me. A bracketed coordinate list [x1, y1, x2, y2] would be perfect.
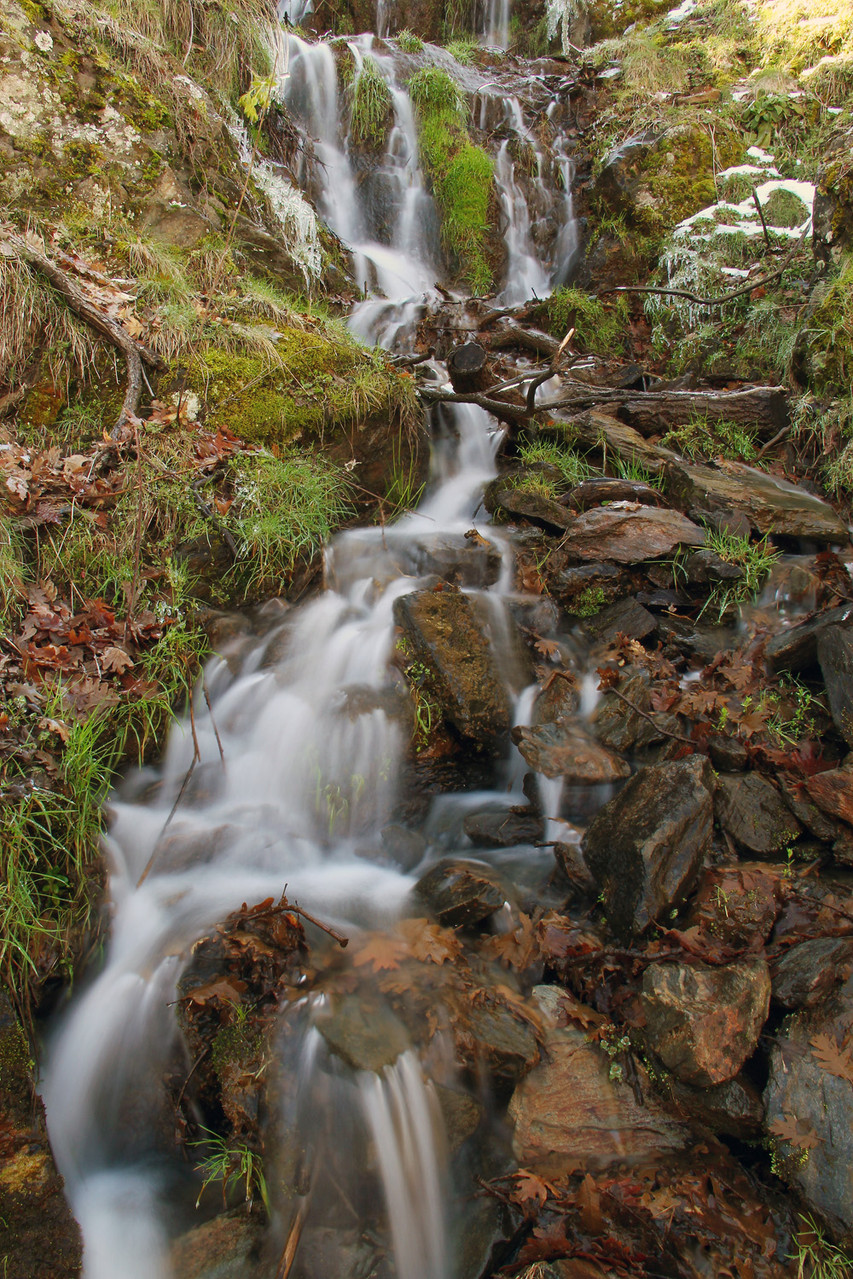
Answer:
[350, 55, 392, 148]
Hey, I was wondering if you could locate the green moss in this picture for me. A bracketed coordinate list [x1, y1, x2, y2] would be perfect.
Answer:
[541, 288, 630, 355]
[800, 256, 853, 394]
[637, 125, 744, 234]
[409, 69, 494, 293]
[570, 585, 608, 618]
[191, 325, 412, 446]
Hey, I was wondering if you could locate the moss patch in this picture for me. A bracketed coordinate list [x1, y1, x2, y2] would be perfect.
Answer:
[408, 68, 495, 293]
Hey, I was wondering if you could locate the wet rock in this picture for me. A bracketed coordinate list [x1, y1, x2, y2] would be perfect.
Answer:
[509, 986, 690, 1171]
[805, 766, 853, 828]
[512, 720, 631, 786]
[548, 561, 627, 613]
[380, 823, 427, 871]
[0, 996, 82, 1279]
[393, 587, 511, 748]
[665, 1074, 765, 1141]
[656, 615, 738, 665]
[715, 773, 802, 855]
[435, 1085, 483, 1153]
[554, 840, 597, 895]
[560, 505, 704, 565]
[581, 597, 657, 645]
[463, 807, 544, 848]
[765, 975, 853, 1237]
[534, 671, 580, 723]
[171, 1211, 266, 1279]
[291, 1227, 379, 1279]
[592, 133, 660, 222]
[683, 547, 744, 585]
[414, 858, 507, 927]
[566, 476, 668, 511]
[458, 1002, 539, 1082]
[779, 775, 846, 841]
[664, 459, 848, 542]
[766, 603, 853, 673]
[484, 474, 574, 532]
[817, 625, 853, 747]
[686, 863, 783, 952]
[707, 733, 749, 772]
[583, 755, 715, 938]
[408, 532, 504, 588]
[316, 994, 410, 1072]
[771, 937, 853, 1009]
[591, 671, 674, 752]
[641, 957, 771, 1087]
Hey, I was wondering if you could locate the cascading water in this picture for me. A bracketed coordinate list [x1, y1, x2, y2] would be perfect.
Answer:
[44, 17, 581, 1279]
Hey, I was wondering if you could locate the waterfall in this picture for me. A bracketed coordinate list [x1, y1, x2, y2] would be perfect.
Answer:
[43, 18, 581, 1279]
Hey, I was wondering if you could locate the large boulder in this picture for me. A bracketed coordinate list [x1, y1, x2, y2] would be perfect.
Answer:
[509, 986, 690, 1171]
[582, 755, 715, 938]
[393, 587, 512, 748]
[641, 957, 771, 1087]
[665, 460, 849, 543]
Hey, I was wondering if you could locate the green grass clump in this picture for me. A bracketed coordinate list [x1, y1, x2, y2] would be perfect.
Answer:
[543, 288, 629, 356]
[397, 28, 424, 52]
[227, 451, 352, 596]
[350, 55, 392, 147]
[662, 417, 758, 462]
[446, 37, 480, 64]
[702, 528, 779, 619]
[518, 438, 591, 488]
[799, 256, 853, 394]
[409, 69, 494, 293]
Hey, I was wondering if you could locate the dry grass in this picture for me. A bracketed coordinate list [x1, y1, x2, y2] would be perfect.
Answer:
[756, 0, 853, 71]
[0, 248, 104, 392]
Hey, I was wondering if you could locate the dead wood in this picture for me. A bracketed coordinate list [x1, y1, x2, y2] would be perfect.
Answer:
[2, 229, 165, 437]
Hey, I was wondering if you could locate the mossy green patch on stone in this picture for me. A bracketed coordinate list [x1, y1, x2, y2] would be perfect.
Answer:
[190, 326, 413, 446]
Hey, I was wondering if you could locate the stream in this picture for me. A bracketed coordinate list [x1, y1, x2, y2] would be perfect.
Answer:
[43, 19, 581, 1279]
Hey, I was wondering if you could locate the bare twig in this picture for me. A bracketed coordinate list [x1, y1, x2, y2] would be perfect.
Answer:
[598, 238, 803, 309]
[752, 186, 774, 254]
[606, 685, 697, 746]
[138, 681, 202, 886]
[202, 678, 226, 766]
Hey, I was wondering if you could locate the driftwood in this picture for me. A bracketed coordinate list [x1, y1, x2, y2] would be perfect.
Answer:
[419, 375, 788, 436]
[2, 229, 165, 437]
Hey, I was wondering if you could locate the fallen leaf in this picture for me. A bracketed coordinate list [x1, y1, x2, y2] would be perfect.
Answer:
[101, 645, 135, 674]
[352, 933, 406, 972]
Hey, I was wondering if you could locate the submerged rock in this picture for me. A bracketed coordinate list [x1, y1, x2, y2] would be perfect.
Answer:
[316, 995, 410, 1072]
[641, 956, 771, 1087]
[171, 1211, 267, 1279]
[583, 755, 715, 937]
[462, 807, 544, 848]
[393, 587, 512, 748]
[509, 986, 690, 1170]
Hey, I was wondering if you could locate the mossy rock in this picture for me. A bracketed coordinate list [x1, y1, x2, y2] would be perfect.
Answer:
[593, 125, 744, 237]
[761, 185, 810, 228]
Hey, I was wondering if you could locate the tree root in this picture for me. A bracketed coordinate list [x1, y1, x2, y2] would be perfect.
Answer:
[1, 228, 165, 438]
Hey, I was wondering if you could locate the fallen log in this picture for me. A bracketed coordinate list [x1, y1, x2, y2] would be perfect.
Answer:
[538, 382, 789, 436]
[1, 228, 165, 438]
[447, 341, 493, 394]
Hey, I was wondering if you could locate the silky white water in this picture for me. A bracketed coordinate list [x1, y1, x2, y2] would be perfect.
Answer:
[43, 21, 580, 1278]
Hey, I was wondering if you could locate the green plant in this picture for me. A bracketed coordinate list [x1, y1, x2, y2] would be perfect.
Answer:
[397, 28, 423, 53]
[766, 677, 823, 747]
[701, 528, 779, 619]
[542, 288, 629, 355]
[789, 1213, 853, 1278]
[226, 451, 352, 598]
[0, 515, 26, 628]
[349, 54, 392, 147]
[446, 37, 479, 63]
[518, 438, 591, 488]
[662, 417, 758, 461]
[192, 1127, 269, 1212]
[612, 454, 664, 487]
[570, 585, 607, 618]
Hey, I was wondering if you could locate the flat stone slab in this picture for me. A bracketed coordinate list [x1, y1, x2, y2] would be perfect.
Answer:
[512, 721, 631, 784]
[560, 505, 705, 564]
[666, 459, 849, 542]
[509, 986, 690, 1171]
